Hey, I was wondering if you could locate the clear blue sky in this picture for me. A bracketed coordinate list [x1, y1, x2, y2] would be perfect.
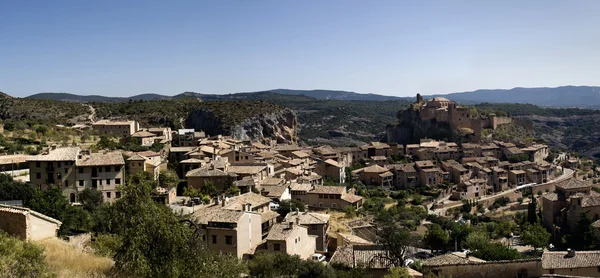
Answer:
[2, 0, 600, 97]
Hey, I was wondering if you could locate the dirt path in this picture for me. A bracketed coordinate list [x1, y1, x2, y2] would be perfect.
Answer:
[87, 104, 96, 122]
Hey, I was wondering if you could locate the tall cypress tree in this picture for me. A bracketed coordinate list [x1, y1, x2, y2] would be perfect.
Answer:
[527, 193, 538, 224]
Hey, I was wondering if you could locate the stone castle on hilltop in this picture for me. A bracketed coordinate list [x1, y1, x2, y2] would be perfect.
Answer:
[415, 93, 511, 132]
[387, 94, 512, 144]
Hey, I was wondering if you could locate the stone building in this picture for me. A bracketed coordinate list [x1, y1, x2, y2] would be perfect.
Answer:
[0, 205, 62, 241]
[92, 120, 138, 137]
[28, 147, 125, 203]
[265, 221, 317, 260]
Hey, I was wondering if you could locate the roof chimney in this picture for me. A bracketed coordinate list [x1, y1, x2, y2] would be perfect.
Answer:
[567, 248, 576, 258]
[288, 221, 294, 229]
[221, 197, 226, 207]
[295, 217, 300, 225]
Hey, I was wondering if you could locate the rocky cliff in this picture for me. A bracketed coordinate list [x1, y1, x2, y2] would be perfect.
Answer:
[386, 105, 455, 144]
[185, 107, 298, 144]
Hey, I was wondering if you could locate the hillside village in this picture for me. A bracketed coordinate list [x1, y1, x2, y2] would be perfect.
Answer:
[2, 95, 600, 278]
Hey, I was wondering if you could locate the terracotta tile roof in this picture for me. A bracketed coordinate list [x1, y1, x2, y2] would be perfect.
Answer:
[93, 120, 134, 126]
[261, 185, 288, 198]
[415, 160, 435, 168]
[342, 194, 364, 204]
[510, 170, 526, 175]
[127, 154, 146, 161]
[131, 131, 155, 138]
[233, 177, 255, 187]
[261, 177, 285, 186]
[170, 146, 196, 153]
[337, 233, 373, 245]
[77, 152, 125, 166]
[180, 158, 204, 164]
[582, 195, 600, 208]
[290, 183, 312, 192]
[291, 150, 310, 158]
[265, 222, 303, 241]
[557, 178, 590, 190]
[542, 251, 600, 269]
[324, 159, 342, 168]
[261, 210, 280, 223]
[185, 167, 229, 177]
[223, 192, 271, 210]
[284, 211, 330, 225]
[386, 163, 416, 173]
[28, 147, 80, 161]
[423, 252, 485, 266]
[227, 165, 267, 175]
[329, 245, 393, 269]
[192, 206, 245, 224]
[543, 193, 559, 202]
[274, 144, 301, 151]
[0, 204, 62, 225]
[310, 185, 345, 195]
[0, 155, 33, 165]
[358, 164, 389, 174]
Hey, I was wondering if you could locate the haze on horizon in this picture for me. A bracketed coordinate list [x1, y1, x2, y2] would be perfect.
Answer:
[2, 0, 600, 98]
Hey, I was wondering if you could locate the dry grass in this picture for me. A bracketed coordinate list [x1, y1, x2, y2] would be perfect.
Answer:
[38, 238, 114, 278]
[327, 210, 354, 236]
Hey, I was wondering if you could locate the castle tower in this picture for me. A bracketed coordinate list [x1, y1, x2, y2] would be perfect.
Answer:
[416, 93, 423, 104]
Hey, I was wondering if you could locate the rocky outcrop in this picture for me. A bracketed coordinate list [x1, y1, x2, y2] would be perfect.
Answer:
[385, 104, 455, 144]
[185, 108, 298, 144]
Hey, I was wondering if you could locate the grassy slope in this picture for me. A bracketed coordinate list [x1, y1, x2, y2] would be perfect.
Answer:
[38, 238, 114, 278]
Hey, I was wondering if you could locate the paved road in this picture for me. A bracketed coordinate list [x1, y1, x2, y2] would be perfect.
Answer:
[430, 168, 573, 215]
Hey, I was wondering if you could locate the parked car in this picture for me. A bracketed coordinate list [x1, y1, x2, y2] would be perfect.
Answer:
[311, 253, 326, 262]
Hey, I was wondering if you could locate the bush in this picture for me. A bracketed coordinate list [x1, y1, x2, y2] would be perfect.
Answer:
[91, 234, 122, 257]
[0, 232, 53, 278]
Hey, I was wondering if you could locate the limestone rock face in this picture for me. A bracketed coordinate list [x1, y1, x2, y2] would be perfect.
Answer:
[185, 108, 298, 144]
[386, 104, 454, 144]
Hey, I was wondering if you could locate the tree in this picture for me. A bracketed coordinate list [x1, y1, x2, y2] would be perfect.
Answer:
[109, 174, 245, 277]
[183, 187, 202, 199]
[248, 251, 335, 278]
[276, 199, 306, 216]
[376, 210, 415, 267]
[570, 212, 599, 250]
[472, 242, 521, 261]
[520, 222, 550, 250]
[159, 170, 181, 187]
[424, 224, 449, 253]
[78, 188, 103, 212]
[463, 231, 489, 251]
[0, 232, 54, 278]
[527, 194, 538, 224]
[385, 267, 412, 278]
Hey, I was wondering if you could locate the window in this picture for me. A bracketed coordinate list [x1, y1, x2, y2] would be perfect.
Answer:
[332, 203, 337, 208]
[225, 236, 233, 245]
[99, 180, 103, 185]
[64, 181, 69, 187]
[36, 162, 40, 168]
[139, 163, 142, 167]
[64, 168, 68, 174]
[57, 162, 61, 168]
[273, 243, 280, 251]
[78, 180, 84, 187]
[116, 192, 121, 198]
[105, 167, 111, 172]
[79, 168, 84, 174]
[114, 166, 120, 172]
[106, 192, 111, 198]
[106, 179, 111, 185]
[115, 178, 121, 185]
[212, 235, 217, 244]
[36, 173, 41, 179]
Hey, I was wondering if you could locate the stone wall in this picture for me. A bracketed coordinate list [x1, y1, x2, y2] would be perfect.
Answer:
[0, 208, 27, 239]
[423, 259, 542, 278]
[0, 205, 61, 241]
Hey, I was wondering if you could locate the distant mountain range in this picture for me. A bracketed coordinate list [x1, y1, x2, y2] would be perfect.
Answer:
[23, 86, 600, 108]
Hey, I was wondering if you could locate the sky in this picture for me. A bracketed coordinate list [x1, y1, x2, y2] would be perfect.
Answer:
[2, 0, 600, 97]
